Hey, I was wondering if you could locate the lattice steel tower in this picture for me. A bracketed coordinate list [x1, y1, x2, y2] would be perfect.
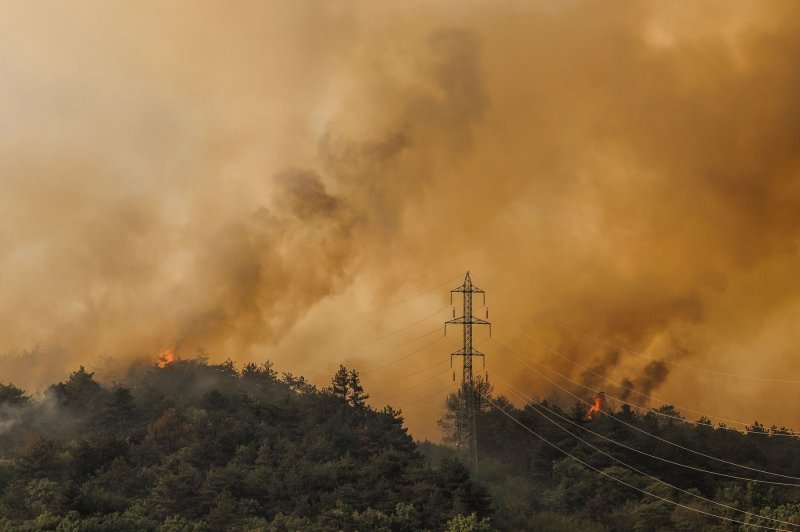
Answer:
[446, 271, 491, 468]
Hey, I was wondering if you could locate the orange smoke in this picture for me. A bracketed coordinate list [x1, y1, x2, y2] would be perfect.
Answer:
[586, 392, 607, 420]
[157, 346, 176, 368]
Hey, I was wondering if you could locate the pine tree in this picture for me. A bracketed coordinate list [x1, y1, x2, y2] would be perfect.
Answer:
[0, 383, 28, 406]
[332, 365, 349, 400]
[347, 369, 368, 408]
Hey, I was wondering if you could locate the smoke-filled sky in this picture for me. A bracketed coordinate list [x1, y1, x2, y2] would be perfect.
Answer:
[2, 1, 800, 439]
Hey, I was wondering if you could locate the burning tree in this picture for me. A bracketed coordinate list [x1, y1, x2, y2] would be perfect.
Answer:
[585, 392, 607, 420]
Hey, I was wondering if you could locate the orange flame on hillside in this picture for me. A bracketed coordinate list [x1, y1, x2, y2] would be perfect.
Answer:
[586, 392, 607, 420]
[157, 346, 176, 368]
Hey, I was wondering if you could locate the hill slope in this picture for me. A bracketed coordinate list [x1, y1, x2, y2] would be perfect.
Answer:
[0, 360, 490, 531]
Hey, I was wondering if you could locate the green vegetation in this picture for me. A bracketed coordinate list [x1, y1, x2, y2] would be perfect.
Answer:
[0, 361, 490, 531]
[434, 385, 800, 530]
[3, 359, 800, 531]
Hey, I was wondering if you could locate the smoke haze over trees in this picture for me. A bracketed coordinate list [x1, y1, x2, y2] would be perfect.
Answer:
[4, 359, 800, 530]
[0, 360, 491, 530]
[2, 1, 800, 438]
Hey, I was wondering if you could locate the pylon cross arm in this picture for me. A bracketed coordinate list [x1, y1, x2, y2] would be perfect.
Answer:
[446, 316, 490, 325]
[451, 286, 485, 294]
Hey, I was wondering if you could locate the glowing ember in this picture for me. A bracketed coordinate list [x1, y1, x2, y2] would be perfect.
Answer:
[586, 391, 607, 420]
[157, 346, 176, 368]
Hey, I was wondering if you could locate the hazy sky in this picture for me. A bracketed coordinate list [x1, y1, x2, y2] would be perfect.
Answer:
[2, 1, 800, 439]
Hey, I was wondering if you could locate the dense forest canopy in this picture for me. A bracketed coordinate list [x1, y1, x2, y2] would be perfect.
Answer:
[0, 359, 490, 531]
[468, 387, 800, 530]
[2, 357, 800, 531]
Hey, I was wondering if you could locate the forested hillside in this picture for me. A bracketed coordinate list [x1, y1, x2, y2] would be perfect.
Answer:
[4, 358, 800, 531]
[450, 384, 800, 530]
[0, 360, 490, 531]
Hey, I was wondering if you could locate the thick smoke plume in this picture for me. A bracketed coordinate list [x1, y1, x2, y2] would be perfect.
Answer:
[2, 2, 800, 438]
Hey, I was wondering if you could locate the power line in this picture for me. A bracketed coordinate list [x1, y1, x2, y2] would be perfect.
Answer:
[373, 275, 461, 312]
[395, 326, 444, 346]
[397, 358, 449, 380]
[491, 371, 800, 487]
[397, 383, 455, 409]
[282, 302, 450, 368]
[352, 305, 451, 350]
[492, 382, 800, 526]
[373, 367, 452, 404]
[362, 334, 447, 375]
[520, 332, 799, 435]
[536, 315, 800, 385]
[497, 335, 716, 430]
[491, 336, 800, 480]
[479, 393, 784, 531]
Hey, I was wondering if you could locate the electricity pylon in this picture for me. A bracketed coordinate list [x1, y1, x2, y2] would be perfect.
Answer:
[445, 271, 491, 468]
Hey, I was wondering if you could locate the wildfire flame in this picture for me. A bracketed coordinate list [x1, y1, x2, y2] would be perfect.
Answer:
[586, 391, 607, 420]
[157, 345, 176, 368]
